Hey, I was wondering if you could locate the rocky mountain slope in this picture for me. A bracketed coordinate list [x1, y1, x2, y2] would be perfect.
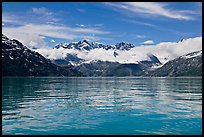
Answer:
[149, 50, 202, 77]
[2, 34, 81, 76]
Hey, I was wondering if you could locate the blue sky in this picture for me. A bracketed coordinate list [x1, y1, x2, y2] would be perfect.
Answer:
[2, 2, 202, 48]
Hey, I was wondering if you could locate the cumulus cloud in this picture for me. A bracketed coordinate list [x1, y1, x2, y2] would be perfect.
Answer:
[143, 40, 154, 44]
[105, 2, 195, 20]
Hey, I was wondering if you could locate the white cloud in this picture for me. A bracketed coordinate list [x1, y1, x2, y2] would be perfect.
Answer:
[2, 8, 109, 48]
[77, 9, 86, 12]
[143, 40, 154, 44]
[40, 36, 46, 39]
[32, 7, 53, 16]
[139, 37, 202, 64]
[73, 28, 109, 34]
[77, 24, 85, 27]
[3, 32, 48, 49]
[136, 35, 146, 38]
[3, 24, 109, 40]
[120, 18, 158, 28]
[35, 37, 202, 65]
[2, 23, 109, 49]
[105, 2, 195, 20]
[51, 40, 55, 43]
[31, 7, 60, 23]
[3, 7, 60, 26]
[76, 24, 104, 28]
[3, 24, 76, 40]
[2, 13, 26, 25]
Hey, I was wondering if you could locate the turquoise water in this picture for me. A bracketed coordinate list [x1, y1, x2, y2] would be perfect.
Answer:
[2, 77, 202, 135]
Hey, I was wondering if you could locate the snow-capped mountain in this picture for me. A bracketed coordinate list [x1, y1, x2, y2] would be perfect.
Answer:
[181, 50, 202, 59]
[55, 40, 94, 50]
[36, 37, 202, 68]
[2, 33, 202, 77]
[38, 40, 161, 67]
[54, 40, 134, 51]
[149, 50, 202, 77]
[2, 34, 81, 76]
[38, 39, 162, 76]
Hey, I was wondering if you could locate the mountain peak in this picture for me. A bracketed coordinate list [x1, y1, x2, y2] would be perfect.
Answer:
[82, 39, 89, 43]
[2, 34, 9, 42]
[55, 42, 69, 49]
[115, 42, 134, 50]
[78, 39, 90, 45]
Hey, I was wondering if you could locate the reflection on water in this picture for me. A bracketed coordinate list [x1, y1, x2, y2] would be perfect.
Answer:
[2, 77, 202, 135]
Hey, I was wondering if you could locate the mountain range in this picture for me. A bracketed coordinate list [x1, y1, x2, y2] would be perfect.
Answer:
[2, 34, 81, 76]
[2, 34, 202, 77]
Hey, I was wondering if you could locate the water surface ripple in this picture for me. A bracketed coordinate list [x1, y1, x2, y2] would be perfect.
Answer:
[2, 77, 202, 135]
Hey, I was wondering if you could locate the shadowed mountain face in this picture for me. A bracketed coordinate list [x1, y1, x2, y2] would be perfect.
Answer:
[2, 34, 81, 76]
[148, 50, 202, 77]
[71, 60, 159, 77]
